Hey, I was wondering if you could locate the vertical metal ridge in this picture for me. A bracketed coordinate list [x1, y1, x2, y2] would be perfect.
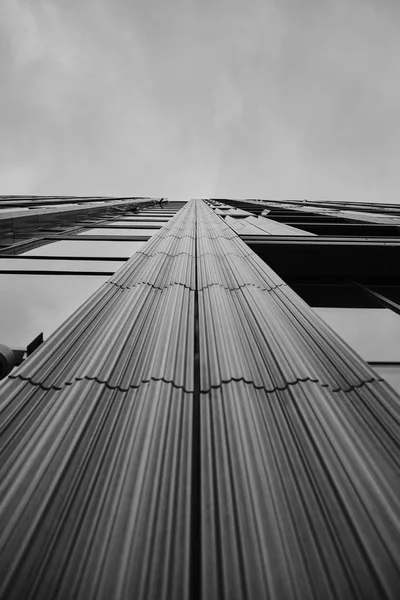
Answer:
[190, 200, 201, 600]
[199, 381, 400, 599]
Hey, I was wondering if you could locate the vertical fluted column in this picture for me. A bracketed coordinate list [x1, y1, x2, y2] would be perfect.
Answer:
[0, 202, 197, 600]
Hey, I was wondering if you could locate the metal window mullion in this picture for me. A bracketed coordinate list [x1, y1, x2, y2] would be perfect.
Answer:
[351, 280, 400, 317]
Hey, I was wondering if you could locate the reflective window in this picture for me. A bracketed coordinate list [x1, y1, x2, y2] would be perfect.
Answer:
[221, 208, 251, 217]
[291, 284, 376, 307]
[0, 274, 108, 347]
[315, 307, 400, 361]
[292, 283, 400, 362]
[24, 240, 145, 258]
[370, 286, 400, 305]
[225, 216, 264, 235]
[369, 364, 400, 395]
[110, 217, 169, 222]
[79, 228, 157, 237]
[103, 221, 165, 228]
[343, 210, 392, 219]
[111, 216, 168, 220]
[225, 214, 314, 236]
[139, 214, 175, 218]
[44, 203, 78, 208]
[0, 258, 123, 273]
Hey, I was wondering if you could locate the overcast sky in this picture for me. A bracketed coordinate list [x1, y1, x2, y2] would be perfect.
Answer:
[1, 0, 400, 202]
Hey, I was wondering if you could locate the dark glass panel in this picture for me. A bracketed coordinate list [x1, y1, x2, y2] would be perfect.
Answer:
[291, 284, 376, 308]
[370, 286, 400, 305]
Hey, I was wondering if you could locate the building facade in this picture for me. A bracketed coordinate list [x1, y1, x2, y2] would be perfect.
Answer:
[0, 196, 400, 599]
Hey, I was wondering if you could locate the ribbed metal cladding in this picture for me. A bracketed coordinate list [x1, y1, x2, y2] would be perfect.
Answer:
[1, 199, 400, 599]
[196, 200, 400, 599]
[0, 202, 196, 600]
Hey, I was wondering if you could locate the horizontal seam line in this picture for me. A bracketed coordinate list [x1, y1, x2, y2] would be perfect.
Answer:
[7, 374, 382, 395]
[7, 375, 194, 393]
[147, 233, 197, 239]
[106, 281, 288, 292]
[199, 376, 382, 393]
[136, 250, 253, 259]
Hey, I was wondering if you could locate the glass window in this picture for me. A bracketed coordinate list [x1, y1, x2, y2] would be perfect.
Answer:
[111, 217, 170, 222]
[220, 209, 250, 217]
[343, 210, 390, 219]
[24, 240, 145, 258]
[45, 203, 78, 208]
[315, 307, 400, 361]
[370, 286, 400, 305]
[224, 214, 313, 236]
[79, 228, 157, 237]
[225, 216, 263, 235]
[292, 282, 400, 362]
[0, 258, 124, 273]
[111, 218, 168, 223]
[139, 214, 175, 218]
[369, 364, 400, 395]
[250, 216, 314, 236]
[103, 221, 165, 228]
[291, 284, 376, 308]
[0, 274, 108, 348]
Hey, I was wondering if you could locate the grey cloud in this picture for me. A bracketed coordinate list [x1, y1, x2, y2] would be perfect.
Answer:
[1, 0, 400, 201]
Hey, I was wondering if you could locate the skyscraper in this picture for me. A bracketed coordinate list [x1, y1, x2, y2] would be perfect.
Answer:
[1, 196, 400, 599]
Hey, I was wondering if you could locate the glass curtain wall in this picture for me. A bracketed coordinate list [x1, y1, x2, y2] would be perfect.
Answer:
[0, 201, 183, 365]
[291, 281, 400, 394]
